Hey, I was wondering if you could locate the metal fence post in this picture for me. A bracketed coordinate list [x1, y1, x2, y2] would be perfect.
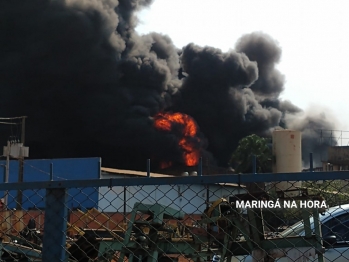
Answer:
[198, 157, 203, 176]
[147, 159, 150, 177]
[42, 188, 68, 261]
[309, 153, 313, 172]
[252, 155, 257, 174]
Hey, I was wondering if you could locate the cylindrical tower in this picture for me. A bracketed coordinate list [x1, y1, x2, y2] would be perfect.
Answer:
[272, 129, 302, 197]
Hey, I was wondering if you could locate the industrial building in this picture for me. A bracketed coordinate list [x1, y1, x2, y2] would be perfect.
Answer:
[0, 158, 246, 214]
[0, 128, 310, 213]
[322, 146, 349, 171]
[0, 158, 101, 210]
[99, 167, 246, 214]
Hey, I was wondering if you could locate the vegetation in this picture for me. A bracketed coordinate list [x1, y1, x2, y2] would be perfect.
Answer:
[264, 180, 349, 229]
[230, 134, 349, 229]
[304, 180, 349, 207]
[230, 134, 272, 173]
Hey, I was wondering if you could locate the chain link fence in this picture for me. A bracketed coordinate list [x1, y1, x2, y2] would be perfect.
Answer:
[1, 172, 349, 262]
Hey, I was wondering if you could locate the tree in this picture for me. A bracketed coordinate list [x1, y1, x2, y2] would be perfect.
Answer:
[230, 134, 272, 174]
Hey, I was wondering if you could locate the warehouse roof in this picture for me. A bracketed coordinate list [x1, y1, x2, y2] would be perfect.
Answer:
[101, 167, 245, 187]
[101, 167, 173, 178]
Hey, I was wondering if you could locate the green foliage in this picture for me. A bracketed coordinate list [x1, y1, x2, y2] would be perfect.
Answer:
[231, 134, 272, 173]
[304, 180, 349, 207]
[265, 180, 349, 228]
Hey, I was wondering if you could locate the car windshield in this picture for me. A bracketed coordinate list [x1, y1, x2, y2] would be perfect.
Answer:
[280, 216, 315, 237]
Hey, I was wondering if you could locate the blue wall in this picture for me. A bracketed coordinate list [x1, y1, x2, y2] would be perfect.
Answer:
[0, 158, 101, 210]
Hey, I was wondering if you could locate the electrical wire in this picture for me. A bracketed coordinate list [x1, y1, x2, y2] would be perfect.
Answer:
[22, 160, 69, 181]
[0, 116, 82, 182]
[0, 116, 25, 143]
[0, 122, 17, 125]
[0, 116, 27, 120]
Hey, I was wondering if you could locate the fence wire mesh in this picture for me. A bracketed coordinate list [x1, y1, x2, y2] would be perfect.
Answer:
[1, 177, 349, 262]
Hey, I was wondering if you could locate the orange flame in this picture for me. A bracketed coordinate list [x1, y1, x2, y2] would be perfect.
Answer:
[154, 112, 200, 167]
[160, 161, 173, 169]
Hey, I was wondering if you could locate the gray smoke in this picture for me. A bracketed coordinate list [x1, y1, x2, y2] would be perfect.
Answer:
[285, 110, 338, 166]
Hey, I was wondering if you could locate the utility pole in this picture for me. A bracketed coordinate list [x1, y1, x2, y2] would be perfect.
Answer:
[16, 116, 27, 210]
[1, 116, 28, 209]
[4, 140, 10, 206]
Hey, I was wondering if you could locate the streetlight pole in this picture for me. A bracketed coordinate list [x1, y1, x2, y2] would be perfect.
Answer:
[2, 141, 11, 208]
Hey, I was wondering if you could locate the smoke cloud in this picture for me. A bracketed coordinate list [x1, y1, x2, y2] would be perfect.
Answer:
[285, 108, 338, 166]
[235, 32, 285, 98]
[0, 0, 337, 170]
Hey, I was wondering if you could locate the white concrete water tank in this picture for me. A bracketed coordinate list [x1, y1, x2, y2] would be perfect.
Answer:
[272, 130, 302, 197]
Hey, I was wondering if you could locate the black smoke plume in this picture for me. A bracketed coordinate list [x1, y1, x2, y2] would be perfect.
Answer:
[0, 1, 336, 170]
[236, 33, 285, 98]
[235, 33, 338, 166]
[0, 0, 182, 169]
[174, 32, 337, 167]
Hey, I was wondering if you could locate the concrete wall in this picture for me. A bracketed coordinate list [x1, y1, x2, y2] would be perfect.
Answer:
[99, 173, 246, 214]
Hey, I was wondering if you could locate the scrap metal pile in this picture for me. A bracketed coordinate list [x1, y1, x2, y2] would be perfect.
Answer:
[0, 191, 326, 262]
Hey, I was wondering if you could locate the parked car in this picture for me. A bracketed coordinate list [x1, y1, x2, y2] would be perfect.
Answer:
[232, 204, 349, 262]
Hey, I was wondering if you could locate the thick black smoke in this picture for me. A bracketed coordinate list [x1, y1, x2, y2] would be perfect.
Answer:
[173, 44, 275, 165]
[175, 32, 337, 167]
[236, 33, 285, 98]
[0, 0, 184, 169]
[235, 33, 337, 166]
[0, 1, 336, 170]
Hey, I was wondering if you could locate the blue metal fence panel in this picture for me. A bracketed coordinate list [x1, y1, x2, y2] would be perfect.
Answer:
[0, 158, 101, 210]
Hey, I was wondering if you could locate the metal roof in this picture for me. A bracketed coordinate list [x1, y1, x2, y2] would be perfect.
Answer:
[100, 167, 245, 187]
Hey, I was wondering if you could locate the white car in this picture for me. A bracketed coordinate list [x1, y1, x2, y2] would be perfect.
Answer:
[233, 204, 349, 262]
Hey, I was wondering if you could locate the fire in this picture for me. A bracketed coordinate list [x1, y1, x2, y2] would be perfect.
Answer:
[160, 161, 173, 169]
[154, 112, 200, 167]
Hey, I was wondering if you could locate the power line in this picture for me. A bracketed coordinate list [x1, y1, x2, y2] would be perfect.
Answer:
[22, 160, 69, 181]
[0, 117, 27, 120]
[0, 122, 18, 125]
